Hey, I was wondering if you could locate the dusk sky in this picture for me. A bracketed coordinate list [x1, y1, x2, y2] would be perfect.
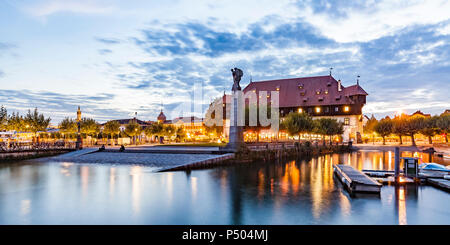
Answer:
[0, 0, 449, 124]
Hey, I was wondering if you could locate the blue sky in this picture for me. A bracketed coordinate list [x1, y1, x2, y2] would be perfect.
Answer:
[0, 0, 449, 124]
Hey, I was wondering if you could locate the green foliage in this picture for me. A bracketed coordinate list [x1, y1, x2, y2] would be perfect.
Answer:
[24, 108, 51, 133]
[420, 116, 440, 144]
[58, 117, 77, 134]
[175, 127, 186, 141]
[163, 124, 175, 137]
[80, 118, 99, 136]
[103, 120, 121, 137]
[7, 112, 26, 131]
[374, 118, 393, 145]
[315, 118, 344, 144]
[281, 112, 315, 139]
[392, 114, 408, 144]
[0, 106, 7, 130]
[124, 122, 142, 137]
[363, 115, 377, 134]
[145, 123, 163, 137]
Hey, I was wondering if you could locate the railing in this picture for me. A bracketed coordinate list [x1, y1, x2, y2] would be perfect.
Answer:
[246, 141, 351, 151]
[0, 142, 76, 153]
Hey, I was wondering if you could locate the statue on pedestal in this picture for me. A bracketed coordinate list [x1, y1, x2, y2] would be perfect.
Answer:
[224, 67, 244, 151]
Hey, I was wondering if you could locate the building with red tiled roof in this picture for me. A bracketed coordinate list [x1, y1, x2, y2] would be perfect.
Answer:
[242, 75, 367, 142]
[208, 74, 368, 142]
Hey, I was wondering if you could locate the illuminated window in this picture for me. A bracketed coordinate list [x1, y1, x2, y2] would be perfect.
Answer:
[335, 107, 339, 112]
[324, 90, 329, 94]
[344, 106, 350, 112]
[344, 118, 350, 125]
[276, 86, 280, 91]
[315, 107, 321, 113]
[298, 108, 303, 113]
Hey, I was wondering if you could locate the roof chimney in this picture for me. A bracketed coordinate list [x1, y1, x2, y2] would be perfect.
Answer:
[338, 79, 342, 92]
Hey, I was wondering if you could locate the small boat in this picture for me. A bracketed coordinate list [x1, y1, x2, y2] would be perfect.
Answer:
[419, 163, 450, 172]
[419, 163, 450, 178]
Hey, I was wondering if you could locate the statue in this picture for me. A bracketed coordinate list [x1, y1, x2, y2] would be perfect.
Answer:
[231, 67, 243, 91]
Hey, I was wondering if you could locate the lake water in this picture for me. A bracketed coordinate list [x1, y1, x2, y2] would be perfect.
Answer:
[0, 150, 449, 225]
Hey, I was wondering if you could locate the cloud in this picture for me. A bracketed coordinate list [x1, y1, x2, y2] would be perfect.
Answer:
[296, 0, 450, 43]
[98, 49, 112, 55]
[95, 37, 120, 45]
[20, 0, 115, 17]
[0, 89, 128, 123]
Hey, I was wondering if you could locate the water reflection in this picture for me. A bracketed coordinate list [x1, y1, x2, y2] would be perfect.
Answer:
[0, 151, 448, 224]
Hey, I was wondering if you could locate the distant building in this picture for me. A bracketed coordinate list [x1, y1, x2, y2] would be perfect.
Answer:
[410, 110, 431, 118]
[172, 116, 206, 140]
[157, 110, 167, 123]
[441, 109, 450, 116]
[101, 118, 151, 132]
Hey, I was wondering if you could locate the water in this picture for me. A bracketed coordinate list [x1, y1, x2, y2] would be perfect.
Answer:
[0, 151, 449, 225]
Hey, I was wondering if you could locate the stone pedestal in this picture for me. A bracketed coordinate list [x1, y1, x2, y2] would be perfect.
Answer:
[224, 93, 244, 151]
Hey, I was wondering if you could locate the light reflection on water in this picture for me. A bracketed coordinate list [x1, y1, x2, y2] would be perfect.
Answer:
[0, 151, 448, 225]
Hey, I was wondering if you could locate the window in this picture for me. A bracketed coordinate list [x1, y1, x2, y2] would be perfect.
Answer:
[344, 106, 350, 112]
[298, 108, 303, 113]
[276, 86, 280, 91]
[344, 118, 350, 125]
[315, 107, 321, 113]
[298, 83, 304, 89]
[308, 108, 312, 113]
[316, 89, 321, 95]
[325, 107, 329, 113]
[335, 107, 339, 112]
[324, 90, 329, 94]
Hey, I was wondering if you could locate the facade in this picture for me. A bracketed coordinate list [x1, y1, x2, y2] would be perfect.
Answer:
[171, 116, 207, 140]
[212, 75, 368, 142]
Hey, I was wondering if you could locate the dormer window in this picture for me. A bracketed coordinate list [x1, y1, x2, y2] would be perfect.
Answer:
[327, 82, 331, 87]
[303, 98, 308, 102]
[276, 86, 280, 91]
[324, 90, 329, 94]
[316, 89, 321, 95]
[335, 95, 341, 100]
[318, 96, 324, 101]
[298, 83, 304, 89]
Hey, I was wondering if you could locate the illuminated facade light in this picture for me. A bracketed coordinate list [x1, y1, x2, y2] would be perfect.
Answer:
[315, 107, 321, 113]
[344, 106, 350, 112]
[298, 108, 303, 113]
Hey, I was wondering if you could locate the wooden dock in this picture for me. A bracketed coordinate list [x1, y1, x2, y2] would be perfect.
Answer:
[427, 178, 450, 192]
[334, 164, 382, 194]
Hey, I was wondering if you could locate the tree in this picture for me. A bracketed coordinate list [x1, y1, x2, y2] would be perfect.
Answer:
[281, 112, 315, 141]
[374, 118, 393, 145]
[125, 122, 142, 144]
[437, 114, 450, 143]
[103, 120, 121, 139]
[0, 106, 7, 130]
[392, 114, 408, 145]
[315, 118, 344, 144]
[80, 118, 99, 137]
[404, 115, 424, 146]
[7, 112, 26, 132]
[163, 124, 176, 140]
[24, 108, 51, 142]
[145, 123, 164, 138]
[58, 117, 77, 137]
[363, 115, 378, 144]
[175, 127, 186, 142]
[420, 116, 440, 144]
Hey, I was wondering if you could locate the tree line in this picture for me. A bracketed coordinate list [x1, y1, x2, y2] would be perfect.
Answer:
[280, 112, 344, 144]
[0, 106, 187, 143]
[364, 113, 450, 145]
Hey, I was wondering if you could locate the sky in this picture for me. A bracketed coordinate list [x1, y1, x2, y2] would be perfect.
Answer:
[0, 0, 449, 124]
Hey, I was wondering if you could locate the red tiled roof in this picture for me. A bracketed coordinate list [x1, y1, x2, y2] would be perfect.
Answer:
[243, 75, 367, 107]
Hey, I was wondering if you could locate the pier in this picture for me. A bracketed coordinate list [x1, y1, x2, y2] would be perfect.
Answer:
[333, 164, 382, 194]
